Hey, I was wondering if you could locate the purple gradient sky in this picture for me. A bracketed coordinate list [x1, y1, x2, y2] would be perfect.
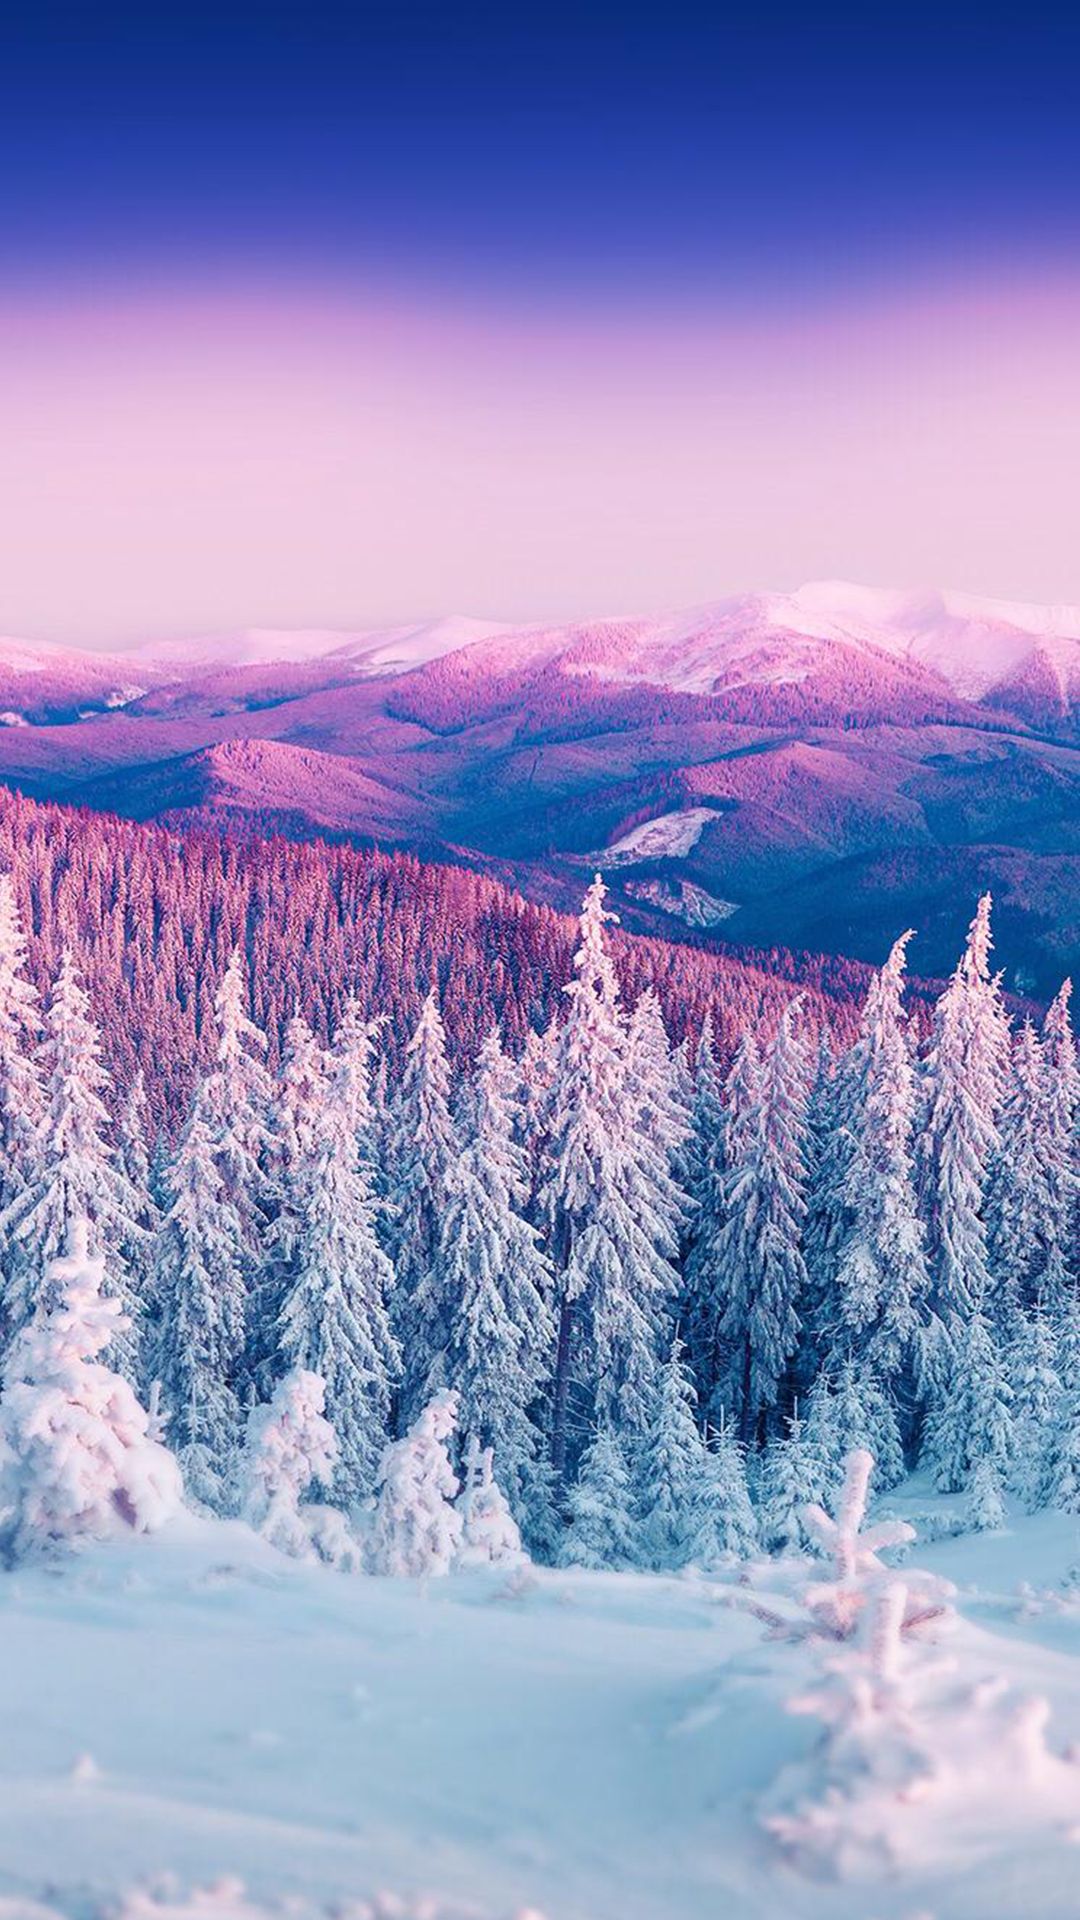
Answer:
[4, 275, 1080, 646]
[3, 4, 1079, 644]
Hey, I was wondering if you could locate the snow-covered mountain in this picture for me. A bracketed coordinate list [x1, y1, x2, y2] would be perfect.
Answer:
[134, 614, 511, 677]
[4, 582, 1078, 714]
[409, 581, 1080, 716]
[0, 582, 1076, 990]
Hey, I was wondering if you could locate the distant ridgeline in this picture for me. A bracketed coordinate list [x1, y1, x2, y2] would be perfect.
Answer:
[0, 786, 866, 1130]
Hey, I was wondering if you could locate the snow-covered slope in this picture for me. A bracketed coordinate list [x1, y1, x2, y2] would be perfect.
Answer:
[4, 1503, 1080, 1920]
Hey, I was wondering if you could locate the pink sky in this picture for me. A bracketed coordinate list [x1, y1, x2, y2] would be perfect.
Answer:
[2, 274, 1079, 646]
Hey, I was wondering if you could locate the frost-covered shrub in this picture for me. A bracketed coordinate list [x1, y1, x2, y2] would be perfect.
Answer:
[763, 1448, 1080, 1878]
[0, 1217, 183, 1561]
[367, 1389, 464, 1577]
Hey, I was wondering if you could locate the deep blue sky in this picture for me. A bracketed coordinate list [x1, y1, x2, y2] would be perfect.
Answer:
[4, 0, 1079, 304]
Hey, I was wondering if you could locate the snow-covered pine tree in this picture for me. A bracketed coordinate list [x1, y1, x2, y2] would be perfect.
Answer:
[386, 990, 457, 1402]
[800, 1369, 846, 1502]
[201, 949, 275, 1246]
[0, 874, 42, 1215]
[626, 985, 692, 1171]
[686, 1412, 759, 1567]
[918, 895, 1010, 1334]
[820, 1359, 905, 1492]
[518, 1013, 560, 1202]
[115, 1068, 160, 1332]
[540, 877, 682, 1469]
[556, 1426, 639, 1570]
[0, 1217, 182, 1561]
[638, 1336, 706, 1570]
[330, 994, 380, 1152]
[1045, 1300, 1080, 1516]
[797, 1028, 864, 1394]
[276, 1041, 401, 1507]
[243, 1366, 336, 1546]
[367, 1389, 464, 1577]
[682, 1013, 724, 1210]
[256, 1011, 330, 1382]
[116, 1068, 152, 1200]
[1009, 1302, 1061, 1513]
[758, 1405, 827, 1555]
[986, 1021, 1063, 1322]
[1, 950, 145, 1378]
[830, 933, 930, 1393]
[153, 1078, 248, 1511]
[681, 1013, 738, 1400]
[242, 1367, 360, 1568]
[922, 1306, 1014, 1504]
[712, 1003, 810, 1444]
[0, 876, 44, 1354]
[456, 1435, 524, 1567]
[1040, 979, 1080, 1293]
[418, 1026, 554, 1508]
[275, 1011, 327, 1178]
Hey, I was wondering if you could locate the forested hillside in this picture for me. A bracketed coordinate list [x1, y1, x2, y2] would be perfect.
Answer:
[0, 787, 866, 1129]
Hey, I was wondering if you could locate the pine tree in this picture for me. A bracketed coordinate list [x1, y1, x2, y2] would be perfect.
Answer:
[759, 1407, 827, 1554]
[386, 991, 457, 1403]
[276, 1045, 401, 1506]
[638, 1337, 705, 1570]
[0, 877, 44, 1354]
[1041, 979, 1080, 1293]
[799, 1030, 859, 1367]
[242, 1368, 360, 1568]
[0, 1217, 182, 1561]
[201, 949, 275, 1245]
[456, 1436, 524, 1567]
[826, 1361, 905, 1492]
[330, 994, 380, 1152]
[367, 1389, 464, 1577]
[830, 933, 929, 1389]
[0, 874, 42, 1213]
[420, 1027, 554, 1505]
[274, 1012, 327, 1179]
[540, 878, 682, 1469]
[153, 1079, 248, 1511]
[257, 1012, 330, 1381]
[923, 1307, 1014, 1501]
[987, 1020, 1072, 1320]
[919, 896, 1010, 1331]
[626, 986, 692, 1171]
[115, 1068, 160, 1329]
[2, 951, 145, 1377]
[557, 1427, 639, 1570]
[682, 1013, 724, 1215]
[1046, 1302, 1080, 1516]
[686, 1414, 758, 1567]
[1009, 1304, 1061, 1513]
[713, 1004, 810, 1443]
[681, 1015, 744, 1401]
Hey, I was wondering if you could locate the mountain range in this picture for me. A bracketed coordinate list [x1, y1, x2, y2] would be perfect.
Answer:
[0, 581, 1077, 994]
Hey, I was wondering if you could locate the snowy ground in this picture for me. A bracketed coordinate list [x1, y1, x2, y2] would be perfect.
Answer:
[3, 1502, 1080, 1918]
